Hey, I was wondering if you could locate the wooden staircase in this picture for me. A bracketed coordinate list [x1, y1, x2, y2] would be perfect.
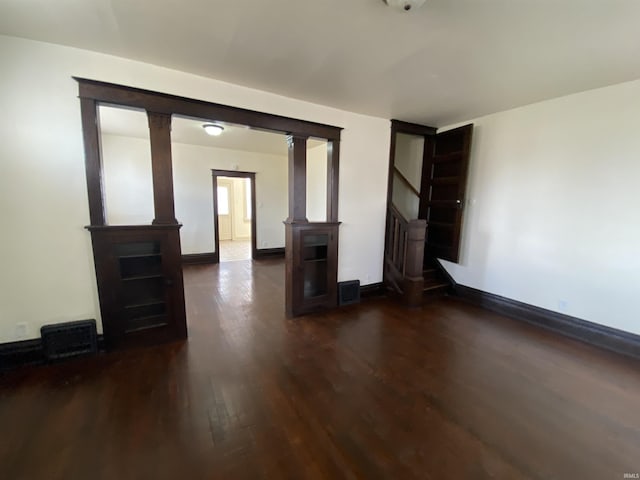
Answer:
[383, 206, 451, 306]
[421, 259, 451, 301]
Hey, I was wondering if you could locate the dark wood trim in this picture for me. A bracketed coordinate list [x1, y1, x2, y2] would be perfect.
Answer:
[326, 140, 340, 222]
[390, 119, 438, 137]
[254, 247, 285, 259]
[181, 252, 217, 265]
[75, 77, 342, 141]
[452, 284, 640, 361]
[0, 335, 105, 371]
[211, 173, 221, 264]
[148, 112, 178, 225]
[286, 135, 308, 223]
[79, 97, 105, 226]
[86, 224, 182, 232]
[211, 170, 257, 261]
[360, 282, 386, 299]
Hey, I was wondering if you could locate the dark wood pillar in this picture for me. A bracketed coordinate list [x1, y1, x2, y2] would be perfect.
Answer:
[80, 98, 105, 226]
[286, 135, 308, 223]
[326, 140, 340, 223]
[147, 112, 178, 225]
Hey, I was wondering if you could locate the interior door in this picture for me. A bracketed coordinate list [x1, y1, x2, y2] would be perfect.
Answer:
[217, 179, 233, 241]
[419, 124, 473, 263]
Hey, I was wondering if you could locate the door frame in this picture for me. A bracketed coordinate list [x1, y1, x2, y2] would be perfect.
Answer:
[212, 170, 257, 263]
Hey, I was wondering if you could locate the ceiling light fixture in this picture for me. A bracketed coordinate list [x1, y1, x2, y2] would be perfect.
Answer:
[203, 124, 224, 136]
[383, 0, 427, 12]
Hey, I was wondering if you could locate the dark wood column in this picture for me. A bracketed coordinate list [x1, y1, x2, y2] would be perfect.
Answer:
[80, 97, 105, 226]
[147, 112, 178, 225]
[326, 139, 340, 223]
[286, 135, 308, 223]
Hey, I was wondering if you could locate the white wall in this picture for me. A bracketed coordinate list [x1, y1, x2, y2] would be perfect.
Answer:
[173, 142, 287, 253]
[441, 78, 640, 335]
[102, 134, 287, 252]
[102, 133, 154, 226]
[0, 35, 390, 342]
[229, 177, 251, 241]
[307, 142, 328, 222]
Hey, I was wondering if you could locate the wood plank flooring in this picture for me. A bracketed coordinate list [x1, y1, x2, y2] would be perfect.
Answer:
[1, 258, 639, 479]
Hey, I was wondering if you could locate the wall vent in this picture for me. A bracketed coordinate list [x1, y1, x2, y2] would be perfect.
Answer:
[338, 280, 361, 306]
[41, 319, 98, 362]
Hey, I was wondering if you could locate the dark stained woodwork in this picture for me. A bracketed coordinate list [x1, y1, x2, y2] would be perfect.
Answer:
[254, 247, 286, 259]
[211, 170, 257, 261]
[453, 282, 640, 361]
[384, 205, 427, 306]
[147, 112, 178, 225]
[79, 97, 105, 226]
[211, 174, 221, 264]
[181, 252, 217, 265]
[75, 77, 342, 141]
[285, 222, 339, 317]
[286, 135, 308, 223]
[326, 139, 340, 223]
[86, 225, 187, 350]
[1, 259, 639, 479]
[420, 124, 473, 264]
[390, 119, 438, 137]
[77, 78, 343, 346]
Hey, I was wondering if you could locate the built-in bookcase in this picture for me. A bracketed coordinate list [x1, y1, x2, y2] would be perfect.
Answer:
[88, 225, 187, 349]
[286, 223, 339, 316]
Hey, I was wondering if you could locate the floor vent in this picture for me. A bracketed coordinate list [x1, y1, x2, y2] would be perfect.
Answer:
[41, 319, 98, 362]
[338, 280, 361, 306]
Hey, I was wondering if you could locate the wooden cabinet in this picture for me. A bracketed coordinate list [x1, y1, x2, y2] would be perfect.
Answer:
[87, 225, 187, 349]
[285, 222, 339, 316]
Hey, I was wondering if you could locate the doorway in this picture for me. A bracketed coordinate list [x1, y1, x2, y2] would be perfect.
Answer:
[212, 170, 256, 263]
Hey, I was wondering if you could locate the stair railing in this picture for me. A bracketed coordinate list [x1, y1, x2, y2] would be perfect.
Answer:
[384, 204, 427, 306]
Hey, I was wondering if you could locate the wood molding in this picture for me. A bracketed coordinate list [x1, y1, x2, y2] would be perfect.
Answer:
[181, 252, 217, 265]
[360, 282, 386, 298]
[0, 335, 105, 371]
[453, 284, 640, 360]
[286, 135, 308, 223]
[75, 77, 342, 141]
[211, 170, 257, 260]
[79, 97, 105, 225]
[326, 140, 340, 222]
[148, 111, 178, 225]
[254, 247, 285, 259]
[391, 119, 437, 136]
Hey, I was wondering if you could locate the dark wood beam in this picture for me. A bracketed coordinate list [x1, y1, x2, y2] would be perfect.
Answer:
[326, 140, 340, 223]
[147, 112, 178, 225]
[75, 77, 342, 141]
[79, 97, 105, 225]
[286, 135, 308, 223]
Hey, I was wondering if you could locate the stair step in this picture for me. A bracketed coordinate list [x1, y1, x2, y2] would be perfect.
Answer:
[423, 282, 449, 292]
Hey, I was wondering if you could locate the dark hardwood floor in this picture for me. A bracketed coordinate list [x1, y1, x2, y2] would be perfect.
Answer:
[1, 259, 639, 479]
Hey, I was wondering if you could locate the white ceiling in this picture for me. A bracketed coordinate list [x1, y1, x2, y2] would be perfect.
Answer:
[2, 0, 640, 126]
[99, 106, 324, 156]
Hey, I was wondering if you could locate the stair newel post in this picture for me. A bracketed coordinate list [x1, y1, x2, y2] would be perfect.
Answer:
[402, 219, 427, 307]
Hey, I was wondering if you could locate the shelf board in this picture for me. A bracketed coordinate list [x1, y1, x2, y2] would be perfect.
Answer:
[124, 300, 166, 310]
[303, 243, 329, 248]
[118, 253, 162, 259]
[303, 258, 328, 263]
[121, 274, 163, 282]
